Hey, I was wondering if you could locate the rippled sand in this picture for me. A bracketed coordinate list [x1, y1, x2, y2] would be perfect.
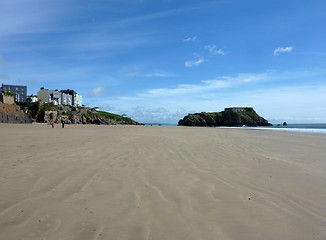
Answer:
[1, 123, 326, 240]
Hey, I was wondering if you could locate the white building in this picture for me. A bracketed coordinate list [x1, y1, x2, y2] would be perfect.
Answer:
[38, 88, 57, 105]
[75, 94, 82, 107]
[38, 87, 81, 106]
[26, 94, 38, 103]
[61, 92, 72, 106]
[38, 88, 62, 105]
[61, 89, 82, 107]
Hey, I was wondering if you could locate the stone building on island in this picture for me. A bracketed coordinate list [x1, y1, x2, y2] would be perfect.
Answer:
[224, 107, 254, 112]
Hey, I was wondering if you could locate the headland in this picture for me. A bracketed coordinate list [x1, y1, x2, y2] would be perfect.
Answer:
[178, 107, 272, 127]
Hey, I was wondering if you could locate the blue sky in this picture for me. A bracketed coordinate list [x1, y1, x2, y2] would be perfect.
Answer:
[1, 0, 326, 124]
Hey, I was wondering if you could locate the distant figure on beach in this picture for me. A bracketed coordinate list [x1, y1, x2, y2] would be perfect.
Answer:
[52, 122, 54, 128]
[62, 121, 65, 128]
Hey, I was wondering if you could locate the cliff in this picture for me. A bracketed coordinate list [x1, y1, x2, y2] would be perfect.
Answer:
[178, 108, 272, 127]
[16, 102, 142, 125]
[0, 102, 33, 124]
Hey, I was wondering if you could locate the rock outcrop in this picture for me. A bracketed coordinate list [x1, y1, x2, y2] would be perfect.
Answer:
[0, 102, 33, 124]
[16, 102, 142, 125]
[178, 108, 271, 127]
[1, 101, 141, 125]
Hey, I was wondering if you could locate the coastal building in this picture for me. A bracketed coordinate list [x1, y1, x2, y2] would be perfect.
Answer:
[224, 107, 253, 112]
[38, 87, 81, 106]
[75, 94, 82, 107]
[61, 89, 82, 107]
[26, 94, 38, 103]
[61, 92, 72, 106]
[38, 88, 62, 105]
[0, 83, 27, 102]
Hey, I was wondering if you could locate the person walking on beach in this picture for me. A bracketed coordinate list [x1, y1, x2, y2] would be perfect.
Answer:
[52, 122, 54, 128]
[62, 120, 65, 128]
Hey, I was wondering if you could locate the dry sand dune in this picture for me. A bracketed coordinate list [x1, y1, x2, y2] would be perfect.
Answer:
[1, 123, 326, 240]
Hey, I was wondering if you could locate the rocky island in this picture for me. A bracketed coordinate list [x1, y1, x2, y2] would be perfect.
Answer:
[178, 107, 272, 127]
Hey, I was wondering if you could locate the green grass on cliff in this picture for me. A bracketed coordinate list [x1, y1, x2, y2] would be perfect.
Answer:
[236, 111, 263, 121]
[180, 109, 270, 127]
[203, 112, 222, 118]
[16, 103, 138, 124]
[97, 111, 134, 123]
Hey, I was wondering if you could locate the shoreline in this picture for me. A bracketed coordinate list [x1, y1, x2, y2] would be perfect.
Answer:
[2, 122, 326, 134]
[217, 125, 326, 134]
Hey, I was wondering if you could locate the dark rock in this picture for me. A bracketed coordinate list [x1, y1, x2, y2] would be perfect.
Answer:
[178, 108, 272, 127]
[0, 102, 33, 124]
[14, 102, 142, 125]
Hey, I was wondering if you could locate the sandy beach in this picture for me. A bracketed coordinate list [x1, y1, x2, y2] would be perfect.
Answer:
[0, 123, 326, 240]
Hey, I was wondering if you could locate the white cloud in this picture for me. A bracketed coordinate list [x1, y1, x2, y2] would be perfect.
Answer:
[135, 73, 268, 98]
[273, 46, 294, 56]
[147, 107, 168, 113]
[131, 83, 326, 124]
[99, 70, 326, 124]
[204, 45, 226, 56]
[183, 36, 197, 42]
[230, 84, 326, 123]
[172, 108, 189, 118]
[130, 106, 187, 124]
[185, 58, 205, 67]
[143, 72, 175, 77]
[124, 71, 175, 78]
[99, 104, 116, 112]
[88, 86, 106, 97]
[132, 106, 145, 118]
[125, 72, 140, 77]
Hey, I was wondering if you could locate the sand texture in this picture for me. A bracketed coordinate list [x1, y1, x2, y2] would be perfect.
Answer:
[1, 124, 326, 240]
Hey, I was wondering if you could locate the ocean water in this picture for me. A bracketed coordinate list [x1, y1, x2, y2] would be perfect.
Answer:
[220, 123, 326, 134]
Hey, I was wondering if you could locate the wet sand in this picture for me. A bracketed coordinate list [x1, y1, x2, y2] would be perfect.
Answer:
[1, 123, 326, 240]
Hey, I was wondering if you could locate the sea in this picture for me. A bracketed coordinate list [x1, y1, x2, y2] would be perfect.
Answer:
[219, 123, 326, 134]
[145, 123, 326, 134]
